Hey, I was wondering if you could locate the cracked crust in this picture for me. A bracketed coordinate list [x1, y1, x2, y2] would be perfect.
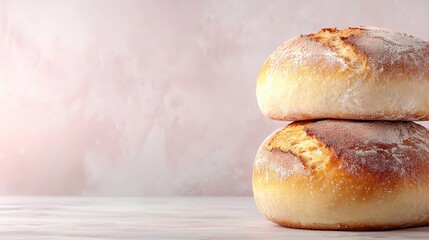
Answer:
[308, 27, 366, 70]
[253, 120, 429, 230]
[257, 26, 429, 121]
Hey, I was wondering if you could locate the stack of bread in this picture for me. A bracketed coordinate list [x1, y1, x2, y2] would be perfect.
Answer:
[252, 27, 429, 230]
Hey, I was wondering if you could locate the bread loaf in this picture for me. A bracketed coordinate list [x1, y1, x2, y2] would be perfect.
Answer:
[253, 120, 429, 230]
[256, 27, 429, 121]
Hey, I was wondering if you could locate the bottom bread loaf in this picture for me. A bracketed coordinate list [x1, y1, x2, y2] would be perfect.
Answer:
[253, 120, 429, 230]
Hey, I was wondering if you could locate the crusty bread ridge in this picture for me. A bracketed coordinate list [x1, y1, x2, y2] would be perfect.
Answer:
[256, 27, 429, 121]
[252, 120, 429, 230]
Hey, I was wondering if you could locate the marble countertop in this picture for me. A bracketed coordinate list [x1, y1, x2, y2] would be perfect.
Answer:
[143, 197, 428, 239]
[0, 197, 427, 239]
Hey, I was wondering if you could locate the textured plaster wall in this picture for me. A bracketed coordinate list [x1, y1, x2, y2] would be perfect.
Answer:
[0, 0, 428, 195]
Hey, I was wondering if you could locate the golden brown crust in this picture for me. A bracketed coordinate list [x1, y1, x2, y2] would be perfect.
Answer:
[269, 112, 429, 121]
[305, 27, 429, 78]
[341, 27, 429, 80]
[305, 120, 429, 183]
[253, 120, 429, 230]
[308, 27, 367, 71]
[275, 220, 429, 231]
[256, 26, 429, 121]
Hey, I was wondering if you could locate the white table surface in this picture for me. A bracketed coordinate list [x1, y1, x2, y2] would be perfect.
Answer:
[0, 197, 427, 239]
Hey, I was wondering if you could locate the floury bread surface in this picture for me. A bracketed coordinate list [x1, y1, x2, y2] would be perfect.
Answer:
[257, 27, 429, 121]
[252, 120, 429, 230]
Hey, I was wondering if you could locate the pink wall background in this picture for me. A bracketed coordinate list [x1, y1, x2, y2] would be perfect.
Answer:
[0, 0, 428, 196]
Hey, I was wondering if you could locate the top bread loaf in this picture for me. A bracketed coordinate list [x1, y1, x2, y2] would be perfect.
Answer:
[257, 26, 429, 121]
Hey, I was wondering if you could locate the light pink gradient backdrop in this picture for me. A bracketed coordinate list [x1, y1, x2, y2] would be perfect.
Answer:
[0, 0, 428, 196]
